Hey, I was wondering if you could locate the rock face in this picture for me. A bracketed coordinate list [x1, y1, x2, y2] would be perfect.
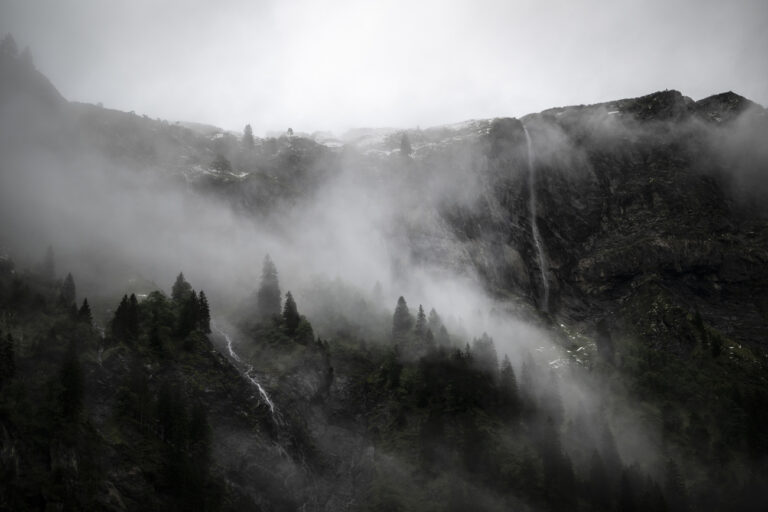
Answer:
[428, 90, 768, 349]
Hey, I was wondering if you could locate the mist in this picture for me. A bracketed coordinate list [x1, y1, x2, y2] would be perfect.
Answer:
[2, 0, 767, 133]
[1, 6, 767, 509]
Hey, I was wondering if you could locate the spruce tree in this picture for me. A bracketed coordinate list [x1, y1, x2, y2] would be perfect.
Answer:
[424, 328, 435, 351]
[392, 296, 413, 341]
[178, 290, 200, 337]
[471, 333, 498, 374]
[78, 298, 92, 326]
[111, 295, 130, 340]
[414, 305, 426, 338]
[437, 325, 450, 346]
[172, 272, 192, 302]
[60, 272, 76, 305]
[198, 290, 211, 333]
[256, 255, 281, 319]
[428, 308, 442, 333]
[282, 291, 300, 336]
[0, 34, 18, 58]
[499, 354, 519, 415]
[243, 124, 255, 149]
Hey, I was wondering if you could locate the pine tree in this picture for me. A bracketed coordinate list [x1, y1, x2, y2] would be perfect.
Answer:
[414, 305, 426, 338]
[424, 328, 435, 351]
[198, 290, 211, 333]
[428, 308, 442, 333]
[0, 34, 18, 58]
[499, 354, 519, 416]
[256, 255, 281, 319]
[282, 291, 300, 336]
[178, 290, 200, 338]
[111, 295, 130, 339]
[78, 298, 92, 326]
[243, 124, 255, 149]
[60, 272, 76, 305]
[392, 296, 413, 341]
[437, 325, 450, 346]
[172, 272, 192, 302]
[471, 333, 498, 374]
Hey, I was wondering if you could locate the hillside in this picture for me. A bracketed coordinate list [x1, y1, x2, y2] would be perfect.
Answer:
[1, 38, 767, 511]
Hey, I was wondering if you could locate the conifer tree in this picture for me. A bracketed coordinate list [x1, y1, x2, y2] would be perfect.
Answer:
[198, 290, 211, 333]
[178, 290, 200, 337]
[437, 325, 450, 346]
[499, 354, 519, 415]
[424, 328, 435, 351]
[0, 34, 18, 58]
[61, 272, 76, 305]
[78, 298, 92, 326]
[257, 255, 281, 319]
[111, 295, 130, 340]
[282, 291, 300, 336]
[428, 308, 442, 333]
[392, 296, 413, 341]
[172, 272, 192, 302]
[471, 333, 498, 374]
[243, 124, 255, 149]
[414, 305, 426, 338]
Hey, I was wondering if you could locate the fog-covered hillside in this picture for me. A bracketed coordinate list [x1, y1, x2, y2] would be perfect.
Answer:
[1, 35, 767, 511]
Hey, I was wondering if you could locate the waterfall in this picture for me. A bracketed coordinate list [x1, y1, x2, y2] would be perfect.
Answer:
[523, 126, 550, 311]
[213, 322, 279, 422]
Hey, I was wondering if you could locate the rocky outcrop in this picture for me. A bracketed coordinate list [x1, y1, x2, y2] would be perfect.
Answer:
[418, 91, 768, 349]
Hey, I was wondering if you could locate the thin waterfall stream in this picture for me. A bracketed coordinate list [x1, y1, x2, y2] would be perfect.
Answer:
[212, 322, 280, 424]
[524, 125, 550, 311]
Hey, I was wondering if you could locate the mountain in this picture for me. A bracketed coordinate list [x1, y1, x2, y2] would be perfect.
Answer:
[1, 39, 767, 511]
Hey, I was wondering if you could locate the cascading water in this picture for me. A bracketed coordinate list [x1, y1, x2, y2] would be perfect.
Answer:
[523, 126, 550, 311]
[213, 322, 279, 423]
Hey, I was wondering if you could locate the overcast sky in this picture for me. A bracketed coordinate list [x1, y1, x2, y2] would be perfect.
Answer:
[1, 0, 766, 135]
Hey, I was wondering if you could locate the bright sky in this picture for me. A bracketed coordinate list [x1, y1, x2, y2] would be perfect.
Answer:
[1, 0, 766, 135]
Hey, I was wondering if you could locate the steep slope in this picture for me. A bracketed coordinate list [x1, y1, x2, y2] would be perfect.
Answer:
[1, 42, 767, 511]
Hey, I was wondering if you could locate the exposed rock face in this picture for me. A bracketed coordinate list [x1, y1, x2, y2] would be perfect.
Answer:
[429, 90, 768, 349]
